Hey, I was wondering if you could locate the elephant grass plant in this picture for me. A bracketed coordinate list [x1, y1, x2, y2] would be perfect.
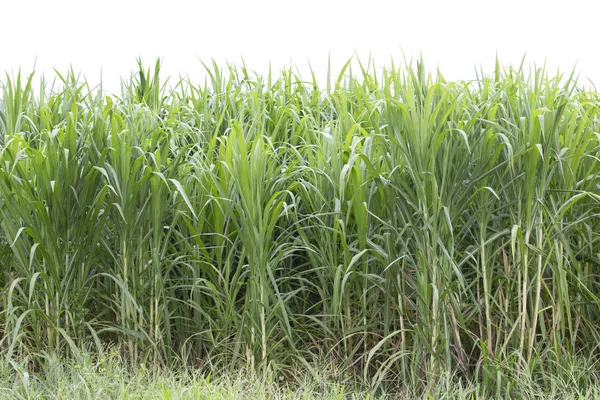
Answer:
[0, 57, 599, 397]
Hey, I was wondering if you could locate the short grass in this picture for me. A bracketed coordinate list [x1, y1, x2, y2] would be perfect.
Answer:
[2, 349, 600, 399]
[0, 351, 376, 400]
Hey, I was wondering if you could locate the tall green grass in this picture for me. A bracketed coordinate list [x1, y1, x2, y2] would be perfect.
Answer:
[0, 58, 599, 396]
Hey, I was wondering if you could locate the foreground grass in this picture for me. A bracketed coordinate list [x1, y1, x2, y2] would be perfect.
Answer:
[1, 350, 600, 399]
[0, 360, 368, 399]
[0, 348, 377, 400]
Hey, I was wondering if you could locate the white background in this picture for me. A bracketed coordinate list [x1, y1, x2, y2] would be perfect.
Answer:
[1, 0, 598, 92]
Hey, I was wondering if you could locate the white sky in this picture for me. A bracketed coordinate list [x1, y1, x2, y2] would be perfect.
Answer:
[1, 0, 599, 92]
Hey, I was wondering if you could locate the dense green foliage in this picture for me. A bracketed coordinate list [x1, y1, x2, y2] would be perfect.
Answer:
[2, 348, 599, 400]
[1, 348, 377, 400]
[0, 59, 599, 396]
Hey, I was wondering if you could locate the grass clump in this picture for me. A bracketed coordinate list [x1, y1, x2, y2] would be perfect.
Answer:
[0, 348, 376, 399]
[1, 348, 600, 399]
[0, 57, 599, 397]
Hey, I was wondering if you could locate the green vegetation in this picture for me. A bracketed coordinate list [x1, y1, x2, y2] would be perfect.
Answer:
[0, 347, 379, 400]
[2, 348, 600, 399]
[0, 58, 599, 398]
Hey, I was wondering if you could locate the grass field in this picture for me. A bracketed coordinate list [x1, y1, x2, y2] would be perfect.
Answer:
[0, 58, 599, 398]
[2, 348, 600, 399]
